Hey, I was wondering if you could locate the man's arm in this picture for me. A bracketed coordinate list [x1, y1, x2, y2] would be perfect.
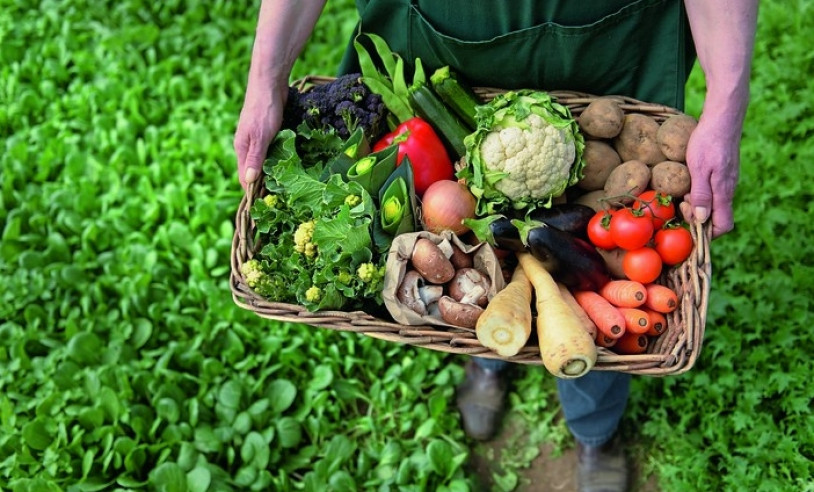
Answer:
[682, 0, 759, 238]
[235, 0, 327, 189]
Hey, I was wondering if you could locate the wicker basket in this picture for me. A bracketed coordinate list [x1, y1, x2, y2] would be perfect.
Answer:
[230, 76, 712, 376]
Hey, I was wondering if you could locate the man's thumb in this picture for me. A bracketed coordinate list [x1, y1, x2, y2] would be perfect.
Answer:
[244, 142, 267, 183]
[689, 184, 712, 223]
[244, 166, 259, 184]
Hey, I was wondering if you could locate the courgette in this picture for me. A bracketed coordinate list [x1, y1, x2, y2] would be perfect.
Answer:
[430, 66, 482, 130]
[408, 84, 471, 159]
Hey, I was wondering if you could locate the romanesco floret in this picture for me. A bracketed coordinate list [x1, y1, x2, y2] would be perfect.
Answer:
[293, 220, 317, 258]
[336, 270, 352, 285]
[357, 262, 384, 283]
[240, 259, 265, 287]
[240, 259, 279, 298]
[344, 194, 362, 207]
[305, 285, 322, 303]
[263, 194, 279, 208]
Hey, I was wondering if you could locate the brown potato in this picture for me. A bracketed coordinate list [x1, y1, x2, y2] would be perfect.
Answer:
[603, 160, 651, 205]
[613, 114, 667, 164]
[650, 161, 692, 197]
[578, 140, 622, 191]
[657, 114, 698, 162]
[596, 248, 627, 279]
[579, 98, 625, 139]
[573, 189, 611, 212]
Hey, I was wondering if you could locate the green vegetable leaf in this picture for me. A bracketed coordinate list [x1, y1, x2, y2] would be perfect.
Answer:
[276, 417, 303, 449]
[186, 467, 212, 492]
[148, 462, 187, 492]
[267, 380, 297, 414]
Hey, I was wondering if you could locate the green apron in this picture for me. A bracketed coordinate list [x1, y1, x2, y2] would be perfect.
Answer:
[338, 0, 696, 109]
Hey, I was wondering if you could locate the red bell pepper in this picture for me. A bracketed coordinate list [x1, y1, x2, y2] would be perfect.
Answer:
[372, 117, 454, 196]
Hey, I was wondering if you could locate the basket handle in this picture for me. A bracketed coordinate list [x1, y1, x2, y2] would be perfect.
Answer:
[234, 180, 260, 264]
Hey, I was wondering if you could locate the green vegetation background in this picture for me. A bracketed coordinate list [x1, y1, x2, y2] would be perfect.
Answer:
[1, 1, 812, 491]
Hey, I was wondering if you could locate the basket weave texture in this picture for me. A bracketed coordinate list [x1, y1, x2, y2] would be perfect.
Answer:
[230, 76, 712, 376]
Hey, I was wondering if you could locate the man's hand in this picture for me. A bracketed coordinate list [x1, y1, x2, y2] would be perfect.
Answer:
[681, 112, 742, 239]
[682, 0, 758, 239]
[233, 0, 327, 191]
[234, 83, 287, 191]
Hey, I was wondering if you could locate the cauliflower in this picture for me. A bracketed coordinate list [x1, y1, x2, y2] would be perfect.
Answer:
[460, 90, 585, 215]
[293, 220, 317, 258]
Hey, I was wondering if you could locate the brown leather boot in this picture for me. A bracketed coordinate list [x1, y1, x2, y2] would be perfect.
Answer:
[577, 436, 629, 492]
[455, 360, 507, 441]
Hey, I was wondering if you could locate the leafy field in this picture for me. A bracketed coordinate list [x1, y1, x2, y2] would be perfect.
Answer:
[1, 1, 812, 491]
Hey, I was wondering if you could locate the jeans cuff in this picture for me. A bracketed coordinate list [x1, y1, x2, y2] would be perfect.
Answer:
[572, 428, 617, 448]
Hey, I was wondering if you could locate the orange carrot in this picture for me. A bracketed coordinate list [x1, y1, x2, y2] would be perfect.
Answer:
[598, 280, 647, 308]
[618, 307, 652, 335]
[595, 331, 617, 348]
[573, 290, 626, 340]
[644, 284, 679, 313]
[613, 332, 649, 354]
[644, 309, 667, 336]
[558, 283, 598, 339]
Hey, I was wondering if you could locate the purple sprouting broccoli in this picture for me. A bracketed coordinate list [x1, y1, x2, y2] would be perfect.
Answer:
[283, 74, 387, 141]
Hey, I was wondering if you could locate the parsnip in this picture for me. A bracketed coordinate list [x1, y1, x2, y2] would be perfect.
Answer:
[517, 253, 597, 378]
[475, 266, 533, 357]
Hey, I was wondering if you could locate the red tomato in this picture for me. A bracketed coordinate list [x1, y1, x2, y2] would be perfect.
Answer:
[655, 226, 694, 265]
[587, 211, 617, 250]
[609, 208, 654, 250]
[622, 247, 663, 283]
[633, 190, 676, 229]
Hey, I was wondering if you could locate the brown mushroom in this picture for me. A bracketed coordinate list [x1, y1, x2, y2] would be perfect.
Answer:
[438, 296, 484, 329]
[419, 285, 444, 307]
[397, 270, 429, 315]
[411, 238, 455, 284]
[447, 268, 491, 307]
[449, 244, 474, 269]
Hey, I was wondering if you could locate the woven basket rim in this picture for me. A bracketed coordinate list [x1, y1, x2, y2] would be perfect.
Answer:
[230, 76, 712, 376]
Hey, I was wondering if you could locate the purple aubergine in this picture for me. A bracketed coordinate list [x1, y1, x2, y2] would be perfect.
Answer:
[512, 218, 611, 291]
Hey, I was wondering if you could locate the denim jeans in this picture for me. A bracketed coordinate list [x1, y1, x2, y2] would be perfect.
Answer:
[473, 357, 631, 447]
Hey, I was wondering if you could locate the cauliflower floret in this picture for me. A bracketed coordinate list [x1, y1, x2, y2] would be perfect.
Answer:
[480, 113, 576, 203]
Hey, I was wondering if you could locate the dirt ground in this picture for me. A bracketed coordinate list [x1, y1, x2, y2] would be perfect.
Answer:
[465, 417, 662, 492]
